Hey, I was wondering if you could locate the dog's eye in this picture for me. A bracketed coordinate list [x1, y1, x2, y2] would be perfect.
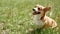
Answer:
[38, 8, 40, 10]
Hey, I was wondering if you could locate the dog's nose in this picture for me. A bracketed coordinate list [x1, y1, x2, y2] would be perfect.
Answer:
[33, 9, 35, 11]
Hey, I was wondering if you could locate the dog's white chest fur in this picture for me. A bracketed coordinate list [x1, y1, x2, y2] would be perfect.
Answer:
[33, 15, 44, 28]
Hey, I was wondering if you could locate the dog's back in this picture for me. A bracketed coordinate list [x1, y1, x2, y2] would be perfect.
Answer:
[42, 16, 57, 28]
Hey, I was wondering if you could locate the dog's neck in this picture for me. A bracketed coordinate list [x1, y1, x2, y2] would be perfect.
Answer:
[40, 13, 45, 20]
[33, 14, 46, 22]
[40, 15, 45, 20]
[33, 14, 41, 20]
[33, 14, 45, 27]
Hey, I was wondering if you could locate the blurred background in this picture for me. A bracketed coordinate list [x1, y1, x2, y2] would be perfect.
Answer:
[0, 0, 60, 34]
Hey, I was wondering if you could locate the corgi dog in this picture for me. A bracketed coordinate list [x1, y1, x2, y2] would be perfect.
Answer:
[32, 4, 57, 29]
[26, 4, 58, 33]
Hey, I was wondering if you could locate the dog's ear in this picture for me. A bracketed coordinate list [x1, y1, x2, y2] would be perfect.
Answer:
[43, 6, 51, 12]
[43, 4, 51, 12]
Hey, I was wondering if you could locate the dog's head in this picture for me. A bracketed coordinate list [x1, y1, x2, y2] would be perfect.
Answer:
[32, 4, 51, 17]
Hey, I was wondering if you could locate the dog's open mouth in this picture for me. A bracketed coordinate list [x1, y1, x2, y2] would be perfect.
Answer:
[32, 8, 40, 15]
[33, 12, 40, 15]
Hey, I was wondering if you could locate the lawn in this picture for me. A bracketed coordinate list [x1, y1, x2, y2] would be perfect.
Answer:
[0, 0, 60, 34]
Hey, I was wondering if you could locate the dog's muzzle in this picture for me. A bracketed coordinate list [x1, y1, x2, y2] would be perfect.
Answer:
[33, 9, 40, 14]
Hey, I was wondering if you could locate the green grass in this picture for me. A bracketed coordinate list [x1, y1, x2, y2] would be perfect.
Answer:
[0, 0, 60, 34]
